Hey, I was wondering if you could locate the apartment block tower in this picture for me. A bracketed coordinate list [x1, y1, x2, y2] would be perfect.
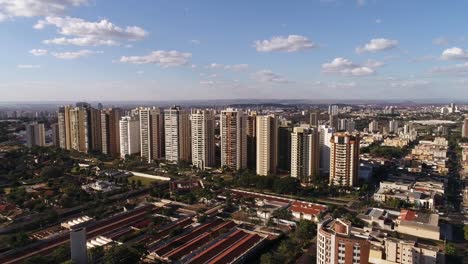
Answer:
[329, 133, 360, 187]
[462, 117, 468, 138]
[101, 108, 121, 157]
[290, 126, 320, 184]
[139, 107, 165, 163]
[278, 124, 292, 172]
[25, 122, 45, 147]
[319, 125, 334, 175]
[58, 105, 71, 150]
[119, 116, 140, 158]
[191, 109, 215, 170]
[246, 112, 257, 170]
[220, 108, 247, 170]
[164, 106, 191, 163]
[256, 115, 278, 176]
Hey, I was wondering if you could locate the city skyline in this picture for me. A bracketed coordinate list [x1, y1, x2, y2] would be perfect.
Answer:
[2, 0, 468, 101]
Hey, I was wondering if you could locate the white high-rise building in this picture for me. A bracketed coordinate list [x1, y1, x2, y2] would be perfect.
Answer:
[329, 133, 360, 187]
[462, 117, 468, 138]
[119, 116, 140, 159]
[220, 108, 247, 170]
[164, 106, 191, 163]
[389, 119, 399, 134]
[291, 126, 320, 183]
[328, 105, 339, 116]
[256, 115, 278, 176]
[191, 109, 215, 170]
[319, 125, 334, 174]
[25, 122, 45, 147]
[139, 107, 165, 163]
[369, 120, 379, 133]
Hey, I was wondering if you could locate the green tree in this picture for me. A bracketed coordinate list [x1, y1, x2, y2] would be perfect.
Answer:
[104, 245, 142, 264]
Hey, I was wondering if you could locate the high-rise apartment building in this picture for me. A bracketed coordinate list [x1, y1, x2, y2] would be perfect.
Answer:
[220, 108, 247, 170]
[310, 111, 319, 128]
[328, 105, 339, 116]
[101, 108, 121, 157]
[191, 109, 215, 170]
[256, 115, 278, 176]
[462, 117, 468, 138]
[369, 120, 379, 133]
[25, 122, 45, 147]
[88, 107, 102, 152]
[58, 106, 71, 149]
[246, 112, 257, 170]
[278, 125, 292, 172]
[329, 133, 360, 187]
[164, 106, 191, 163]
[317, 218, 370, 264]
[290, 126, 320, 184]
[119, 116, 140, 158]
[140, 107, 165, 163]
[389, 119, 399, 134]
[329, 114, 339, 130]
[69, 106, 89, 153]
[338, 119, 355, 133]
[319, 125, 334, 175]
[51, 123, 60, 147]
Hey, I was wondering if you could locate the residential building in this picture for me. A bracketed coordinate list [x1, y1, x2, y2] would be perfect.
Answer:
[119, 116, 140, 158]
[291, 126, 320, 184]
[247, 112, 257, 170]
[58, 105, 71, 149]
[220, 108, 247, 170]
[369, 120, 379, 133]
[329, 133, 360, 187]
[256, 115, 278, 176]
[164, 106, 191, 163]
[101, 108, 121, 157]
[389, 120, 399, 134]
[310, 111, 319, 128]
[319, 125, 334, 175]
[51, 123, 60, 147]
[139, 107, 165, 163]
[329, 105, 339, 116]
[317, 218, 371, 264]
[329, 114, 339, 130]
[278, 125, 292, 172]
[191, 109, 215, 170]
[396, 209, 440, 240]
[25, 122, 45, 147]
[462, 117, 468, 138]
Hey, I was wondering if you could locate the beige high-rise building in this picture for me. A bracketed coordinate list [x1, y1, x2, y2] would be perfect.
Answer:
[88, 107, 102, 152]
[101, 108, 121, 157]
[25, 122, 45, 147]
[256, 115, 278, 176]
[462, 117, 468, 138]
[164, 106, 191, 163]
[140, 107, 165, 163]
[220, 108, 247, 170]
[119, 116, 140, 158]
[69, 106, 89, 152]
[310, 111, 318, 128]
[290, 126, 320, 183]
[191, 109, 215, 170]
[246, 112, 257, 170]
[58, 106, 71, 149]
[51, 123, 60, 147]
[329, 133, 360, 187]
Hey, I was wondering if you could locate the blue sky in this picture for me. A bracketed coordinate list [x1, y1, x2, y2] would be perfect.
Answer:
[1, 0, 468, 101]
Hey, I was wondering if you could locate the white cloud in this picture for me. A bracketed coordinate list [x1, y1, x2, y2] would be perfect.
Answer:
[431, 62, 468, 74]
[17, 64, 40, 69]
[43, 37, 119, 46]
[432, 37, 449, 46]
[441, 47, 468, 60]
[356, 38, 398, 53]
[364, 59, 384, 68]
[254, 70, 288, 83]
[390, 80, 430, 88]
[206, 63, 249, 71]
[200, 80, 215, 85]
[136, 70, 144, 75]
[0, 0, 87, 20]
[375, 19, 382, 24]
[119, 50, 192, 67]
[52, 49, 100, 59]
[29, 48, 47, 56]
[254, 35, 315, 52]
[322, 57, 376, 76]
[357, 0, 366, 6]
[190, 39, 200, 45]
[327, 81, 357, 88]
[35, 16, 147, 46]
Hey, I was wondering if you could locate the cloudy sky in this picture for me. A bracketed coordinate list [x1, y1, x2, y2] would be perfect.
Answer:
[1, 0, 468, 101]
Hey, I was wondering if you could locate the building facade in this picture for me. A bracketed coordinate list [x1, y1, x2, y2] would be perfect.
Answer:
[256, 115, 278, 176]
[191, 109, 215, 170]
[101, 108, 121, 157]
[220, 108, 247, 170]
[119, 116, 140, 158]
[25, 122, 45, 147]
[290, 126, 320, 184]
[329, 133, 360, 187]
[164, 106, 191, 163]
